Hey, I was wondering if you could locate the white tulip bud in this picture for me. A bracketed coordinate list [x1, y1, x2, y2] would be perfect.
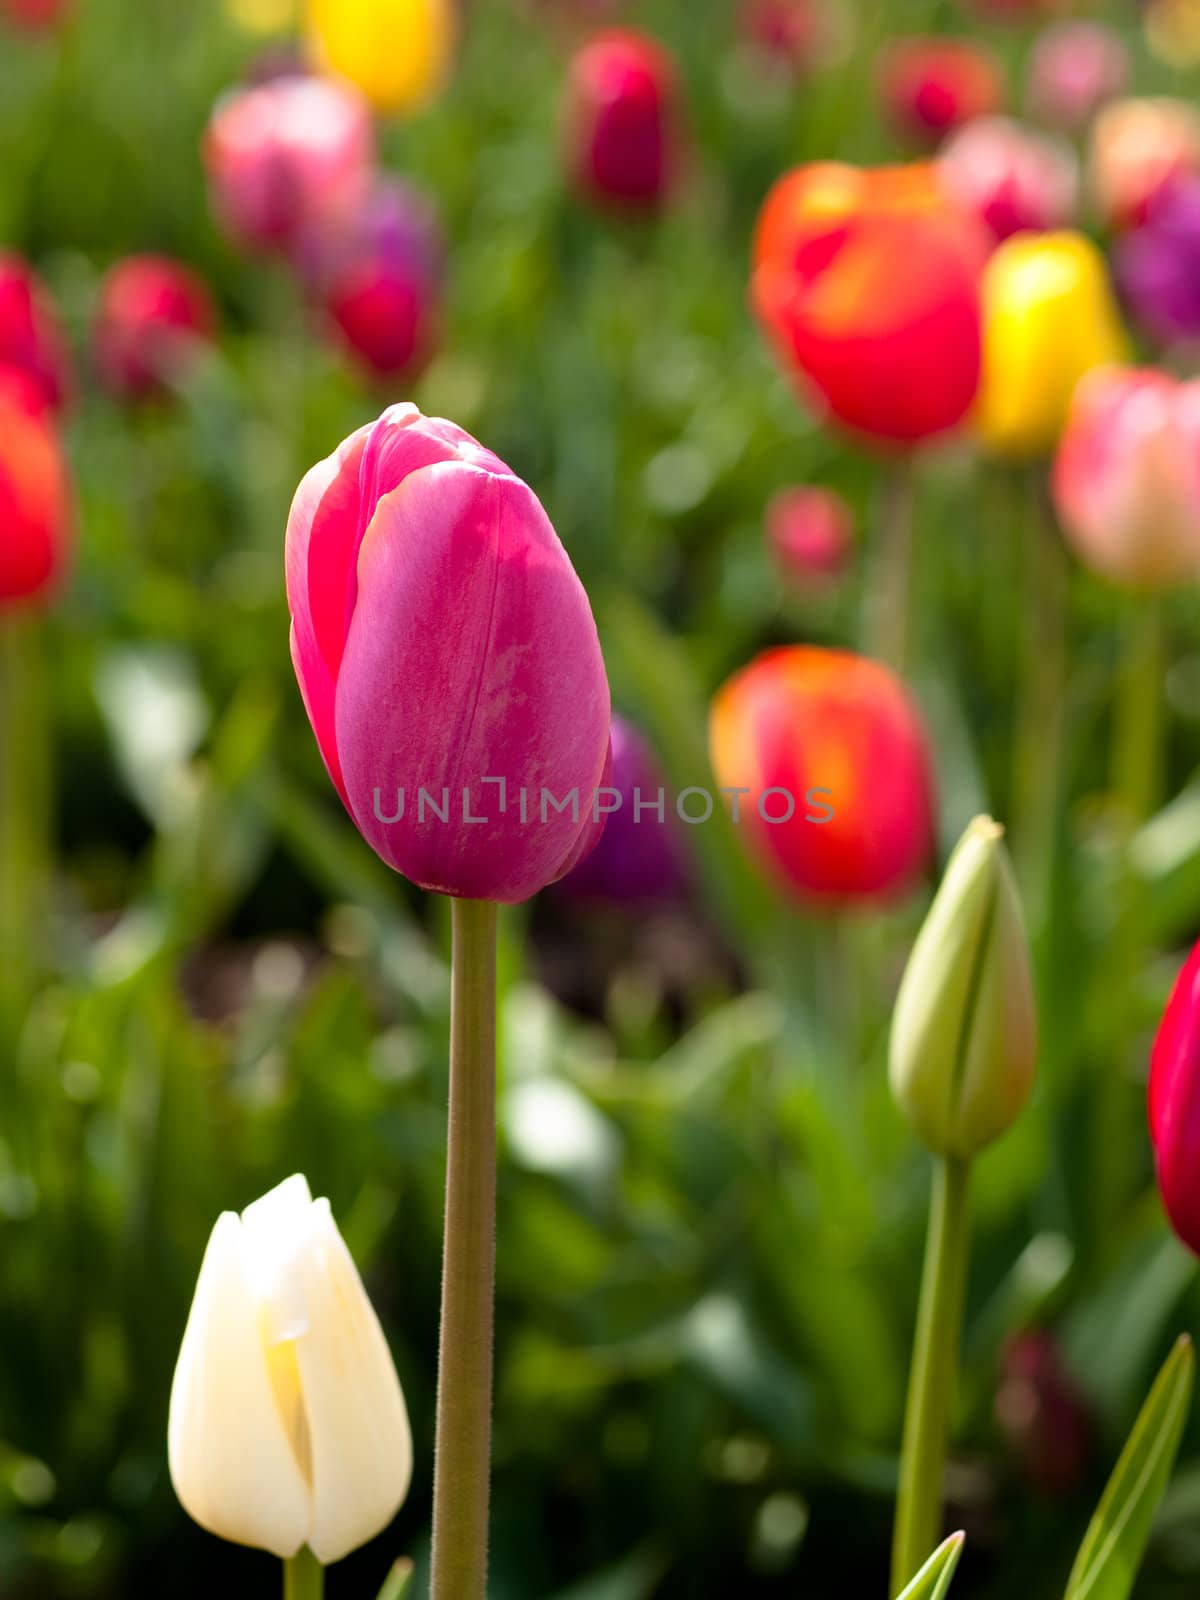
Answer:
[168, 1174, 412, 1564]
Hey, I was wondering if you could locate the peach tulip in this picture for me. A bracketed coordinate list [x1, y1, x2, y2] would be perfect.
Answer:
[1090, 98, 1200, 231]
[1053, 367, 1200, 589]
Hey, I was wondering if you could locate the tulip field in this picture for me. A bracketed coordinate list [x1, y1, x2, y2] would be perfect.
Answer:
[8, 0, 1200, 1596]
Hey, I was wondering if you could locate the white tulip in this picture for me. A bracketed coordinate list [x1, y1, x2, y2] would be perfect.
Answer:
[168, 1174, 412, 1564]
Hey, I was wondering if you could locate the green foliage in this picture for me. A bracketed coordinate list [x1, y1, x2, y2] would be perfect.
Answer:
[1065, 1337, 1195, 1600]
[896, 1534, 966, 1600]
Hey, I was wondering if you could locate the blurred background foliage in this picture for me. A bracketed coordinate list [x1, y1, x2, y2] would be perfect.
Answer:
[3, 0, 1200, 1595]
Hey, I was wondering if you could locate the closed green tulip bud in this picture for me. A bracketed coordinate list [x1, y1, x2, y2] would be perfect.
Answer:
[890, 816, 1036, 1159]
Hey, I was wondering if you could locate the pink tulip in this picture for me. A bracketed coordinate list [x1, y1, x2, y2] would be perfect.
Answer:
[0, 253, 70, 412]
[204, 75, 374, 255]
[93, 255, 216, 401]
[285, 405, 612, 903]
[939, 115, 1078, 244]
[563, 30, 682, 213]
[1052, 367, 1200, 589]
[766, 486, 853, 588]
[1027, 23, 1128, 134]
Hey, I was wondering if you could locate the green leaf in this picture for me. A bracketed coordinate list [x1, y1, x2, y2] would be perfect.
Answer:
[375, 1559, 414, 1600]
[894, 1532, 965, 1600]
[1065, 1333, 1195, 1600]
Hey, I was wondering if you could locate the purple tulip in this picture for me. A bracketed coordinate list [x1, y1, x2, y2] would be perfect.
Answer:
[556, 715, 688, 905]
[1115, 176, 1200, 345]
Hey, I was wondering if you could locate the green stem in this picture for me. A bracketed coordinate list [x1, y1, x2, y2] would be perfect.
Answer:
[1112, 598, 1164, 827]
[0, 616, 50, 1047]
[430, 898, 499, 1600]
[891, 1156, 972, 1598]
[865, 462, 917, 675]
[283, 1549, 324, 1600]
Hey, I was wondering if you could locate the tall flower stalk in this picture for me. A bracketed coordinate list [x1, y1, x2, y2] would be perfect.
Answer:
[888, 818, 1037, 1596]
[431, 898, 498, 1598]
[891, 1158, 971, 1595]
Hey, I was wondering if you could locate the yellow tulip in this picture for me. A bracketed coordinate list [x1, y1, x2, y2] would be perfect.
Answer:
[975, 231, 1129, 458]
[307, 0, 455, 115]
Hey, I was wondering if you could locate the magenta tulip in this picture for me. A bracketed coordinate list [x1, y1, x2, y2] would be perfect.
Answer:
[285, 405, 612, 903]
[1150, 936, 1200, 1254]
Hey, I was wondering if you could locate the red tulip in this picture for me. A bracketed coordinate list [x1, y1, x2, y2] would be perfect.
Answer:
[765, 486, 853, 588]
[939, 116, 1078, 245]
[1053, 367, 1200, 590]
[1, 0, 70, 28]
[307, 179, 443, 381]
[285, 404, 611, 903]
[879, 37, 1004, 147]
[1027, 22, 1128, 134]
[751, 162, 987, 445]
[0, 367, 71, 612]
[1150, 936, 1200, 1254]
[708, 646, 935, 903]
[93, 255, 216, 401]
[0, 253, 70, 412]
[563, 30, 682, 213]
[204, 75, 374, 256]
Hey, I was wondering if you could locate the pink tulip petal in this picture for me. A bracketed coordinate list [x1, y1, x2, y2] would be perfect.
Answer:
[284, 424, 372, 799]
